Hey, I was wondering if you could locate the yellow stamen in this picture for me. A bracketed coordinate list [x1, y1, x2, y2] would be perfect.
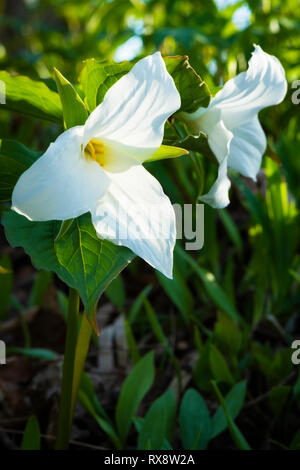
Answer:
[84, 139, 106, 167]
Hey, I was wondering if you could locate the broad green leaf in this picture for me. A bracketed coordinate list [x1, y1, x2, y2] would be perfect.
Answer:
[2, 211, 134, 321]
[164, 56, 211, 112]
[179, 388, 212, 450]
[116, 351, 155, 444]
[79, 59, 132, 111]
[7, 347, 57, 360]
[21, 416, 41, 450]
[134, 418, 173, 450]
[0, 71, 62, 123]
[211, 381, 247, 438]
[0, 139, 40, 202]
[54, 67, 88, 129]
[145, 145, 188, 163]
[79, 56, 211, 114]
[54, 215, 134, 318]
[0, 253, 13, 320]
[54, 219, 74, 242]
[211, 381, 251, 450]
[209, 344, 235, 386]
[138, 389, 176, 450]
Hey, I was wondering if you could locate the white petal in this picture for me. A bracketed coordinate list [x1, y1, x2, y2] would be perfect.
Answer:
[91, 165, 176, 278]
[199, 119, 233, 209]
[83, 52, 181, 167]
[211, 45, 287, 129]
[200, 157, 231, 209]
[12, 126, 110, 221]
[227, 116, 266, 180]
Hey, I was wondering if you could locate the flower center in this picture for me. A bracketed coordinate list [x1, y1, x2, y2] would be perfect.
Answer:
[84, 139, 106, 167]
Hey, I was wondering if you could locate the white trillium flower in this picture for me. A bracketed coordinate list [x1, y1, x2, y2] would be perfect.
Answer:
[11, 52, 181, 278]
[181, 45, 287, 209]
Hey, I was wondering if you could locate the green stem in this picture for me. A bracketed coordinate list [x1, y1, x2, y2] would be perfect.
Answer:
[55, 287, 79, 450]
[70, 313, 92, 419]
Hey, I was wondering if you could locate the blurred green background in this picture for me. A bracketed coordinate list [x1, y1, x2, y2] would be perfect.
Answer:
[0, 0, 300, 451]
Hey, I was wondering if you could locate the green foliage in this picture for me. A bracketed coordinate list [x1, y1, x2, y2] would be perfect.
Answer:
[79, 55, 210, 114]
[0, 71, 62, 123]
[179, 388, 212, 450]
[54, 67, 88, 129]
[116, 351, 155, 444]
[1, 0, 300, 452]
[0, 139, 40, 202]
[138, 388, 176, 450]
[21, 416, 41, 450]
[2, 211, 133, 320]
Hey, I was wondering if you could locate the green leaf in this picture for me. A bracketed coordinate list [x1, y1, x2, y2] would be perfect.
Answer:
[0, 253, 13, 320]
[0, 139, 40, 202]
[179, 388, 212, 450]
[54, 67, 88, 129]
[164, 56, 211, 112]
[211, 381, 251, 450]
[2, 211, 134, 320]
[0, 71, 62, 123]
[21, 416, 41, 450]
[54, 219, 74, 242]
[116, 351, 155, 444]
[209, 344, 235, 386]
[78, 376, 122, 449]
[211, 381, 247, 438]
[79, 56, 211, 114]
[145, 145, 188, 163]
[7, 347, 57, 360]
[138, 388, 176, 450]
[79, 59, 132, 112]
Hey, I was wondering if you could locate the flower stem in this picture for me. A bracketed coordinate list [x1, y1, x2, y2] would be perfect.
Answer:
[55, 287, 80, 450]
